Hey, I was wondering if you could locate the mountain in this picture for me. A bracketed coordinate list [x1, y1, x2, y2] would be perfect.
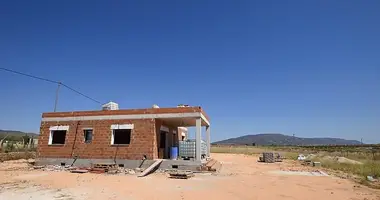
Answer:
[0, 130, 39, 140]
[213, 133, 362, 146]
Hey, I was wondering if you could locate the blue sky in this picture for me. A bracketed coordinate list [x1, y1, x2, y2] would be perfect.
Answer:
[0, 1, 379, 143]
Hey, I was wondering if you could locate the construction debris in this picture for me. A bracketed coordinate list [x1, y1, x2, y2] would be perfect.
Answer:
[155, 169, 166, 173]
[367, 176, 377, 182]
[274, 153, 283, 162]
[168, 170, 194, 179]
[92, 163, 117, 171]
[270, 170, 329, 177]
[33, 166, 44, 169]
[126, 169, 136, 174]
[135, 167, 144, 173]
[42, 165, 75, 172]
[32, 163, 145, 175]
[312, 162, 321, 167]
[70, 169, 89, 173]
[297, 154, 306, 161]
[89, 168, 106, 174]
[301, 160, 312, 166]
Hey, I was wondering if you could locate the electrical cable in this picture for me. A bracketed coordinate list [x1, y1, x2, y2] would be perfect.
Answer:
[0, 67, 102, 104]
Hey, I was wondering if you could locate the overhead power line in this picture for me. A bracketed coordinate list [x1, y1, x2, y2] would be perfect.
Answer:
[0, 67, 102, 105]
[0, 67, 59, 84]
[61, 83, 101, 104]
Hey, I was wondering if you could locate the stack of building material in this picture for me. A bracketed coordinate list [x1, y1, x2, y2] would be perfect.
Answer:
[168, 170, 194, 179]
[91, 163, 117, 173]
[263, 152, 275, 163]
[274, 153, 283, 162]
[313, 161, 321, 167]
[258, 156, 264, 162]
[70, 169, 89, 173]
[89, 168, 106, 174]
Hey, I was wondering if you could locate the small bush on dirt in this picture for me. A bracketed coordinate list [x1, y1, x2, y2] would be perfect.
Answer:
[0, 152, 36, 162]
[4, 142, 16, 153]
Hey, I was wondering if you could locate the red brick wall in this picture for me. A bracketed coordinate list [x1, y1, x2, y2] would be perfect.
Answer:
[37, 119, 157, 160]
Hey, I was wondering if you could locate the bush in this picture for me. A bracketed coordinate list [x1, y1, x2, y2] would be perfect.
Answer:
[0, 151, 36, 162]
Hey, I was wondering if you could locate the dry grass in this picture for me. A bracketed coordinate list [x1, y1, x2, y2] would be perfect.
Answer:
[312, 156, 380, 178]
[0, 152, 36, 162]
[211, 146, 265, 155]
[211, 146, 299, 160]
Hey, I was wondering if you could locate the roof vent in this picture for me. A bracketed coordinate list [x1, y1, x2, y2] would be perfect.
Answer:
[102, 101, 119, 110]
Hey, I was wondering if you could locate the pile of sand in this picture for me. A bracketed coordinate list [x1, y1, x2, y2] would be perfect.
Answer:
[321, 156, 363, 165]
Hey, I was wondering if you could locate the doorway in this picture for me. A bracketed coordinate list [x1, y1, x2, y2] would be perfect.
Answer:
[159, 131, 168, 159]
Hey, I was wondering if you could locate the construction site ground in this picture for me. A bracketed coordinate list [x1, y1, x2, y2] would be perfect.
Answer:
[1, 153, 379, 200]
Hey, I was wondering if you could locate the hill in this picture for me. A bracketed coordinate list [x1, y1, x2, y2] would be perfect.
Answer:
[213, 133, 362, 146]
[0, 130, 39, 141]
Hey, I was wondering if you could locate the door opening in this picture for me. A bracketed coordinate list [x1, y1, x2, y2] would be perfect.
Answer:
[159, 131, 167, 159]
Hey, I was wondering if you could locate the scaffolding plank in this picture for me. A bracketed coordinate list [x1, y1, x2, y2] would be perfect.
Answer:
[138, 159, 163, 177]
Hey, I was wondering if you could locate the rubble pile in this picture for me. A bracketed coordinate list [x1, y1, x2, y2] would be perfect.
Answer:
[32, 164, 145, 175]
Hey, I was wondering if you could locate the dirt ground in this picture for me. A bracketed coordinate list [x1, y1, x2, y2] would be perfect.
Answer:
[0, 153, 379, 200]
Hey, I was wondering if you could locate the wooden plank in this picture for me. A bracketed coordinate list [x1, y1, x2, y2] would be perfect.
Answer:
[70, 169, 89, 173]
[206, 159, 217, 168]
[138, 159, 163, 177]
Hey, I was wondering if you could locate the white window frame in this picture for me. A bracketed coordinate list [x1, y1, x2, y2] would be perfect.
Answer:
[110, 124, 134, 145]
[48, 126, 69, 145]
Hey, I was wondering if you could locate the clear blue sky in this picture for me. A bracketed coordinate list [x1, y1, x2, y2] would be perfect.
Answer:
[0, 1, 379, 143]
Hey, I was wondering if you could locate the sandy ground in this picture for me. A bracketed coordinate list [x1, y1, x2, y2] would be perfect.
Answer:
[0, 153, 379, 200]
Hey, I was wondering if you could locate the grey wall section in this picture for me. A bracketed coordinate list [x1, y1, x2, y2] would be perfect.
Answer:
[36, 158, 202, 171]
[160, 160, 202, 171]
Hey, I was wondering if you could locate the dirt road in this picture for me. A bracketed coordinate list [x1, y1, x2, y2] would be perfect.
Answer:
[0, 153, 379, 200]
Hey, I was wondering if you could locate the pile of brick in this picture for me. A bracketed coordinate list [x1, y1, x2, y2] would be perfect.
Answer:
[259, 152, 283, 163]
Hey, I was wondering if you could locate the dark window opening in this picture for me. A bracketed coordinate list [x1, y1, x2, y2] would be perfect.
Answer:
[160, 131, 166, 148]
[118, 164, 124, 167]
[173, 133, 177, 146]
[181, 136, 185, 141]
[51, 130, 66, 144]
[172, 165, 178, 169]
[113, 129, 131, 145]
[84, 129, 93, 143]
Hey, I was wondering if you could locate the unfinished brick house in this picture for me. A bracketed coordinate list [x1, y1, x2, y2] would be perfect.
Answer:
[37, 106, 211, 168]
